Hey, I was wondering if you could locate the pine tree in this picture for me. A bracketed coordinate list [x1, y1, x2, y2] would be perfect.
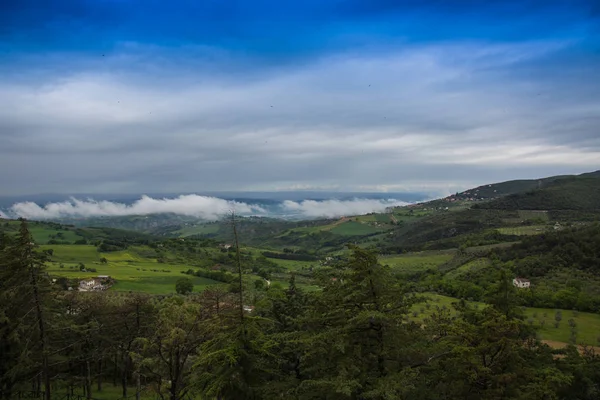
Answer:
[297, 245, 420, 399]
[0, 220, 52, 399]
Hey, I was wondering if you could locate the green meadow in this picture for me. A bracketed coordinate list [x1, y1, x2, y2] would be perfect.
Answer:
[380, 252, 454, 273]
[329, 221, 386, 236]
[497, 225, 549, 236]
[412, 294, 600, 346]
[44, 245, 220, 294]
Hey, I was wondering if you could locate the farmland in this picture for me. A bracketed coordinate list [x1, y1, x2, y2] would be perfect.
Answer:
[412, 294, 600, 346]
[497, 225, 549, 236]
[43, 244, 220, 294]
[380, 252, 454, 273]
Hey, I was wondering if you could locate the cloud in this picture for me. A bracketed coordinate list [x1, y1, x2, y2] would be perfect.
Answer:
[4, 196, 413, 220]
[281, 198, 408, 218]
[8, 195, 266, 220]
[0, 38, 599, 195]
[0, 210, 8, 219]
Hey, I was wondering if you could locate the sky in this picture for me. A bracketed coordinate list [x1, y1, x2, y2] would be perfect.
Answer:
[1, 0, 599, 198]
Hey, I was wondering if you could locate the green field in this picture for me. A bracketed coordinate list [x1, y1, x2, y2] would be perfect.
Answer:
[269, 258, 317, 271]
[412, 294, 600, 346]
[497, 225, 548, 236]
[329, 221, 384, 236]
[174, 224, 220, 237]
[381, 253, 453, 273]
[39, 244, 101, 263]
[444, 258, 491, 279]
[30, 225, 82, 244]
[518, 210, 550, 222]
[44, 245, 220, 294]
[465, 242, 520, 254]
[374, 214, 391, 223]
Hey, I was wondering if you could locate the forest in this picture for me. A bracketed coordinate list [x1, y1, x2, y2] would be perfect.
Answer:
[2, 220, 600, 400]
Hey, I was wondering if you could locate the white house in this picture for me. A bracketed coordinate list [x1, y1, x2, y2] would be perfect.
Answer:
[513, 278, 531, 288]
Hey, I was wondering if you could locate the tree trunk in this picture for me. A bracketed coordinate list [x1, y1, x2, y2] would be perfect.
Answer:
[29, 262, 50, 400]
[135, 373, 141, 400]
[113, 352, 118, 387]
[121, 354, 128, 398]
[97, 360, 102, 392]
[86, 361, 92, 399]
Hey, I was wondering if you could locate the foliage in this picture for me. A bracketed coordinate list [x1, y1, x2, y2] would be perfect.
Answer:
[175, 277, 194, 295]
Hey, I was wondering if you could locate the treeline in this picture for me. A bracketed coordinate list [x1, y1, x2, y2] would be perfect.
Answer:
[3, 220, 600, 400]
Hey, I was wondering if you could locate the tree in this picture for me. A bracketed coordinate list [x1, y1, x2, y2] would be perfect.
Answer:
[133, 297, 205, 400]
[0, 220, 52, 399]
[193, 212, 274, 399]
[100, 257, 108, 264]
[297, 245, 421, 399]
[175, 278, 193, 295]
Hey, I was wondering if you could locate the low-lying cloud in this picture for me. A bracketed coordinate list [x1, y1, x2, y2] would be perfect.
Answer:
[8, 195, 266, 220]
[4, 196, 410, 220]
[281, 198, 408, 218]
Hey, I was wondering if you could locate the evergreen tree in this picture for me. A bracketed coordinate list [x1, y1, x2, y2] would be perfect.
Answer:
[297, 245, 420, 399]
[0, 219, 52, 399]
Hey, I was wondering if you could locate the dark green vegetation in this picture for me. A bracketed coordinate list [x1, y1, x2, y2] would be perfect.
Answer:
[3, 221, 600, 400]
[2, 170, 600, 399]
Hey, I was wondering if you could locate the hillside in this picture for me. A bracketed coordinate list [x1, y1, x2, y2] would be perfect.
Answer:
[474, 176, 600, 211]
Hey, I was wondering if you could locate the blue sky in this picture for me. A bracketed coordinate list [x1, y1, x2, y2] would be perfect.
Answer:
[0, 0, 599, 196]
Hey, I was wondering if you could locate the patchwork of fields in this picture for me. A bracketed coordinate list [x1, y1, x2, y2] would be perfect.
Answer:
[43, 245, 220, 294]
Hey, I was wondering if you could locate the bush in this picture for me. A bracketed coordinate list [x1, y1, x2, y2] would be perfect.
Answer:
[175, 277, 194, 295]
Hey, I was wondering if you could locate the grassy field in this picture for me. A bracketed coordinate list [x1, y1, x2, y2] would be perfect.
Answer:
[465, 242, 520, 253]
[269, 258, 317, 271]
[518, 210, 550, 222]
[444, 258, 491, 279]
[44, 245, 220, 294]
[330, 221, 385, 236]
[380, 253, 454, 273]
[522, 307, 600, 346]
[411, 293, 600, 346]
[497, 225, 548, 236]
[40, 244, 101, 263]
[174, 224, 220, 237]
[30, 225, 82, 244]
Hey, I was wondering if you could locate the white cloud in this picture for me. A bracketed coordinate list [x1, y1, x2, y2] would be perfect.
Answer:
[5, 196, 413, 220]
[0, 210, 8, 219]
[1, 39, 599, 195]
[281, 198, 408, 218]
[8, 195, 266, 220]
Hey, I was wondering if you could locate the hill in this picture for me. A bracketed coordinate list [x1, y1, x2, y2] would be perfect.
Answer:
[473, 176, 600, 211]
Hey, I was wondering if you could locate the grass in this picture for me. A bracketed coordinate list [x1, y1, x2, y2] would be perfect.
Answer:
[411, 293, 600, 346]
[380, 253, 453, 273]
[330, 221, 384, 236]
[522, 307, 600, 346]
[45, 245, 220, 294]
[518, 210, 550, 222]
[40, 245, 101, 263]
[465, 242, 520, 253]
[29, 225, 83, 244]
[175, 224, 220, 237]
[445, 258, 491, 279]
[269, 258, 318, 271]
[374, 214, 392, 223]
[497, 225, 548, 236]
